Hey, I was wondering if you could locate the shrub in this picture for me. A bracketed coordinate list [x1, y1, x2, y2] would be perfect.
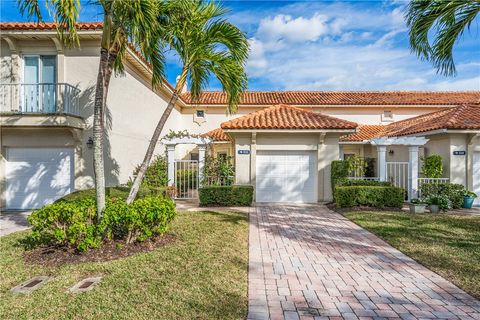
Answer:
[203, 155, 235, 186]
[28, 197, 103, 252]
[103, 196, 176, 244]
[420, 183, 465, 209]
[337, 179, 392, 187]
[421, 154, 443, 178]
[28, 196, 176, 251]
[199, 185, 253, 206]
[331, 160, 350, 190]
[334, 186, 404, 208]
[130, 155, 168, 189]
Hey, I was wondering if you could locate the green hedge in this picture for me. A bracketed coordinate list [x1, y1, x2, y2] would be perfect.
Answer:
[337, 180, 392, 187]
[331, 160, 350, 190]
[199, 185, 253, 206]
[57, 186, 168, 203]
[420, 183, 465, 209]
[334, 186, 404, 208]
[28, 196, 176, 252]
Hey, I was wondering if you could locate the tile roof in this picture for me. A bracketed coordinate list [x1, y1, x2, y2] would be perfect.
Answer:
[340, 125, 386, 142]
[201, 128, 230, 141]
[341, 104, 480, 141]
[381, 104, 480, 137]
[0, 22, 103, 30]
[182, 91, 480, 106]
[220, 104, 358, 130]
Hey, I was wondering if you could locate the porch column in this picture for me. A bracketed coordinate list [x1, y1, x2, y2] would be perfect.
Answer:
[198, 144, 206, 186]
[408, 146, 419, 200]
[166, 144, 175, 187]
[377, 145, 387, 181]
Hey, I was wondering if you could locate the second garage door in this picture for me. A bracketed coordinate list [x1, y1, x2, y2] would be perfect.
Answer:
[256, 150, 317, 203]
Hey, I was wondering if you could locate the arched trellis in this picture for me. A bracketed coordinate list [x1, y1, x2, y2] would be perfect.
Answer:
[160, 136, 213, 187]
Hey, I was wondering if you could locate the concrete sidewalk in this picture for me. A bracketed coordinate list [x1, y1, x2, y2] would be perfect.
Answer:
[0, 211, 31, 237]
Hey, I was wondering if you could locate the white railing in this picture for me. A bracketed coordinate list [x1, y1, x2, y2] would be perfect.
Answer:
[347, 177, 380, 181]
[386, 162, 409, 196]
[174, 160, 198, 199]
[418, 178, 450, 198]
[0, 83, 81, 117]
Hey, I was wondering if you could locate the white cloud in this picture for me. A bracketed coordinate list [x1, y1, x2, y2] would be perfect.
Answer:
[257, 13, 329, 43]
[227, 1, 479, 91]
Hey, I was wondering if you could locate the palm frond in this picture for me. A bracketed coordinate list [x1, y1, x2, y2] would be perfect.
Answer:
[18, 0, 43, 21]
[406, 0, 480, 76]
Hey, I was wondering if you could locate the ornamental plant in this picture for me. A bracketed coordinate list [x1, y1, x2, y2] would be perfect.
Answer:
[425, 195, 452, 212]
[421, 154, 443, 178]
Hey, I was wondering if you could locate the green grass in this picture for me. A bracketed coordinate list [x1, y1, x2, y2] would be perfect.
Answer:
[0, 211, 248, 320]
[344, 211, 480, 299]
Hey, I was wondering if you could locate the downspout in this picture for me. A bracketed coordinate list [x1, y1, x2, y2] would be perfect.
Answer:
[467, 133, 480, 190]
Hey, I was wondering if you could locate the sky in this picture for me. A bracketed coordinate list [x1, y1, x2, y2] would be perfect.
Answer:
[1, 0, 479, 91]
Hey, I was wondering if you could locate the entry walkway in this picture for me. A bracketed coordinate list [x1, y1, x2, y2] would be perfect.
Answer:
[248, 205, 480, 320]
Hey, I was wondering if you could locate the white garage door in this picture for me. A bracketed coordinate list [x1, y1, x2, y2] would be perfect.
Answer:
[256, 150, 317, 203]
[474, 151, 480, 207]
[5, 148, 74, 210]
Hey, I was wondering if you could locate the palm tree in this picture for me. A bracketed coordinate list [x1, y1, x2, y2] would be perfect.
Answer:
[126, 0, 249, 203]
[19, 0, 166, 218]
[406, 0, 480, 76]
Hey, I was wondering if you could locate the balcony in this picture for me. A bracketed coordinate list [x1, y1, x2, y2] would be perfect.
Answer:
[0, 83, 84, 129]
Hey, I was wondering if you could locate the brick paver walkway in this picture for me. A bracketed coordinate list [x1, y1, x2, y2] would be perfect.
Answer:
[248, 205, 480, 320]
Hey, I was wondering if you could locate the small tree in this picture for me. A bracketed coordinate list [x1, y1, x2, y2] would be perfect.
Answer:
[127, 0, 248, 203]
[203, 155, 235, 186]
[421, 154, 443, 178]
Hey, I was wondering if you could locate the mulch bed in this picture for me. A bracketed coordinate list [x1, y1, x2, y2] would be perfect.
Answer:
[23, 234, 175, 267]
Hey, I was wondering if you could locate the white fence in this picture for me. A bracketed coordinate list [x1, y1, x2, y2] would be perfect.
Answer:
[386, 162, 409, 198]
[173, 160, 198, 199]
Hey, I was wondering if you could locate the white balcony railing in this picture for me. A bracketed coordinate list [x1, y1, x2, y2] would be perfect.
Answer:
[0, 83, 81, 117]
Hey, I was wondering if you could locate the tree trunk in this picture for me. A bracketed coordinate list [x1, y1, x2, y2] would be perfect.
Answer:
[93, 48, 115, 219]
[126, 91, 181, 204]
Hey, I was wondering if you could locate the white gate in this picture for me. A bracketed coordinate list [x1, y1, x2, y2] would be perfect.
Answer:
[173, 160, 199, 199]
[386, 162, 409, 197]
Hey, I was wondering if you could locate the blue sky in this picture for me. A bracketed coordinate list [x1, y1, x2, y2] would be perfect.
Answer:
[1, 0, 479, 91]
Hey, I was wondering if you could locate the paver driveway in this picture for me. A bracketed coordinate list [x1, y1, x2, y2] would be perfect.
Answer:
[248, 205, 480, 320]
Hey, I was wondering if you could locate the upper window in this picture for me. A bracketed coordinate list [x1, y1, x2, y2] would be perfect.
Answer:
[382, 110, 394, 122]
[23, 55, 57, 112]
[196, 110, 205, 118]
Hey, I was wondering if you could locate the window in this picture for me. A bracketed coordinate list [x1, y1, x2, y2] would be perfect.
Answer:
[382, 110, 394, 122]
[217, 152, 227, 160]
[190, 153, 199, 161]
[23, 55, 57, 112]
[196, 110, 205, 118]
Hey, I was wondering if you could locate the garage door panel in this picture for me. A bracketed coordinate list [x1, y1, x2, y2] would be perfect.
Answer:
[256, 150, 317, 203]
[6, 148, 74, 210]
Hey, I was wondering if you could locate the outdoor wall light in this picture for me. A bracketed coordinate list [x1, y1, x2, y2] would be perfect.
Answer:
[86, 137, 94, 149]
[388, 149, 394, 156]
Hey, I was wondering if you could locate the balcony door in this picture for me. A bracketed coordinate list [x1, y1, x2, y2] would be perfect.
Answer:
[23, 55, 56, 112]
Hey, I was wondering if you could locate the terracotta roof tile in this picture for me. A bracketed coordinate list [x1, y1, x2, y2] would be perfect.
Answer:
[341, 104, 480, 141]
[182, 91, 480, 106]
[220, 104, 357, 130]
[201, 128, 230, 141]
[0, 22, 103, 30]
[382, 104, 480, 137]
[340, 125, 386, 142]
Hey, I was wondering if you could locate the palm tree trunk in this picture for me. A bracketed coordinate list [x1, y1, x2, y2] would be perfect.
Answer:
[93, 48, 116, 219]
[126, 90, 181, 204]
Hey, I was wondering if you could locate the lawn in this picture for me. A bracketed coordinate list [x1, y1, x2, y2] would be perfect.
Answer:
[344, 211, 480, 299]
[0, 210, 248, 320]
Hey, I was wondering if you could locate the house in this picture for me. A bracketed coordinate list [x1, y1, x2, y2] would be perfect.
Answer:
[1, 22, 479, 210]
